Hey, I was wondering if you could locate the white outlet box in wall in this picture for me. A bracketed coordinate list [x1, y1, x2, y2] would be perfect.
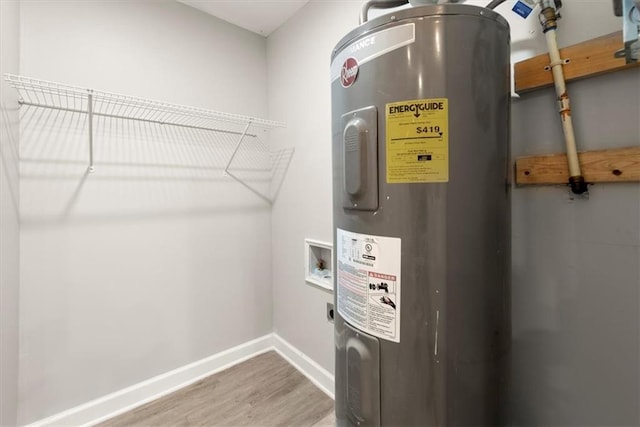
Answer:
[304, 239, 333, 291]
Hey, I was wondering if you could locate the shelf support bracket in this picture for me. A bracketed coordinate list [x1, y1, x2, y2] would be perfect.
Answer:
[87, 89, 95, 172]
[224, 120, 252, 174]
[223, 120, 274, 204]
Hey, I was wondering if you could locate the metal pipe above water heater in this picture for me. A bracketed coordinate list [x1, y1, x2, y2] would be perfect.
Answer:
[538, 0, 589, 195]
[360, 0, 410, 24]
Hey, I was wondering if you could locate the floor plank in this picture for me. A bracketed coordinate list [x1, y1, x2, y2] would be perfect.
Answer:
[311, 411, 336, 426]
[98, 351, 334, 427]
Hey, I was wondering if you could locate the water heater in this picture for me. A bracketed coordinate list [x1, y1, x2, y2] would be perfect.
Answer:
[331, 4, 511, 426]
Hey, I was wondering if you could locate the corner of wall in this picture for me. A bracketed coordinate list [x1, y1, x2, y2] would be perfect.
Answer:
[0, 0, 21, 425]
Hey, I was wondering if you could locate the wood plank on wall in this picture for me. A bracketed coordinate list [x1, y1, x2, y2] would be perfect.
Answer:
[515, 146, 640, 185]
[514, 31, 640, 94]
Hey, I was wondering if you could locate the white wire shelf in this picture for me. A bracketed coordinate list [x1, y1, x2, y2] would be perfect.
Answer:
[4, 73, 291, 204]
[5, 74, 284, 130]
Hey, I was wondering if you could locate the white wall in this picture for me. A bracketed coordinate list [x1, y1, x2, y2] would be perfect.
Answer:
[19, 1, 272, 423]
[268, 0, 639, 425]
[0, 2, 21, 425]
[267, 0, 364, 375]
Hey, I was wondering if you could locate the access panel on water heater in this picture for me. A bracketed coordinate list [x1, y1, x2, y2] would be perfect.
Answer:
[341, 106, 378, 211]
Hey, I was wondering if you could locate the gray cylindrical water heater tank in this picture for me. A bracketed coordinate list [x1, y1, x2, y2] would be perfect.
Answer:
[331, 4, 511, 426]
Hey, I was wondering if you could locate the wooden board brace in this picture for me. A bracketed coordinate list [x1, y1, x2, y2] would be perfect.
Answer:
[515, 31, 640, 94]
[515, 146, 640, 185]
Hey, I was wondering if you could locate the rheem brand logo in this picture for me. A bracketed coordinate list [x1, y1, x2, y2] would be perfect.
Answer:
[341, 57, 359, 88]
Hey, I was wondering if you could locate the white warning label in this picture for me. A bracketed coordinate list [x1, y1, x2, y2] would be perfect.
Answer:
[336, 228, 401, 343]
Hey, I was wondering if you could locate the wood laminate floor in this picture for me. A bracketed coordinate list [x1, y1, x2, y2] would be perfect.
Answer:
[99, 351, 335, 427]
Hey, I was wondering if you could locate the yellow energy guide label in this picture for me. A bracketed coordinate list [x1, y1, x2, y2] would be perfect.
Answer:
[386, 98, 449, 183]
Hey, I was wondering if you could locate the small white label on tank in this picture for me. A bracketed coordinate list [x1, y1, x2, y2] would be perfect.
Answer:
[336, 228, 401, 343]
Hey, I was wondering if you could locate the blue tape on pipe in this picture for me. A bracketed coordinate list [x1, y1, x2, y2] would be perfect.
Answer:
[512, 0, 533, 18]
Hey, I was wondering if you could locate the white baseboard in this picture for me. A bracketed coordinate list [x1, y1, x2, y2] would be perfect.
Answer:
[27, 334, 274, 427]
[272, 334, 335, 399]
[26, 333, 335, 427]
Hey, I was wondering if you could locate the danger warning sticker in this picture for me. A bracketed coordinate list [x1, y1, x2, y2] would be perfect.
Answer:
[337, 228, 401, 343]
[386, 98, 449, 183]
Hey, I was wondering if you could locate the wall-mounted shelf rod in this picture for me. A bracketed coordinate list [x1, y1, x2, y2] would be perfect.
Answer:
[15, 100, 260, 138]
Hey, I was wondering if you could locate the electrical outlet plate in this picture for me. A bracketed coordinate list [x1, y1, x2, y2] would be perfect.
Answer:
[326, 303, 335, 323]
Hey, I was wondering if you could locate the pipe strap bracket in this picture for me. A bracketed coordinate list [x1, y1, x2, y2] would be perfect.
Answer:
[544, 58, 571, 71]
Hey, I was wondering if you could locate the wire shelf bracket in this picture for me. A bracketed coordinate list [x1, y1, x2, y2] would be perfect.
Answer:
[222, 120, 274, 204]
[87, 89, 95, 172]
[4, 73, 290, 204]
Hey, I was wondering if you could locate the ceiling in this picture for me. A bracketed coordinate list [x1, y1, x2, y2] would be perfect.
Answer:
[177, 0, 310, 36]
